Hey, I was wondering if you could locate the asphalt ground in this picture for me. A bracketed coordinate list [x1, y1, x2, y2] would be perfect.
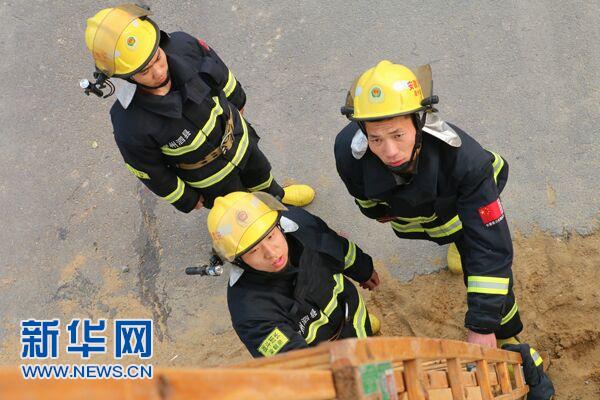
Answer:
[1, 1, 598, 351]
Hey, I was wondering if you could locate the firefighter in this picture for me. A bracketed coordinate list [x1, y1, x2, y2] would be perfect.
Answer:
[83, 4, 314, 211]
[335, 60, 524, 349]
[207, 191, 381, 357]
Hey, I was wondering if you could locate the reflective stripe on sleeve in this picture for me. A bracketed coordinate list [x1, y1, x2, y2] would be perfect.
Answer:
[223, 70, 238, 97]
[530, 347, 543, 367]
[352, 293, 368, 338]
[186, 112, 250, 189]
[247, 172, 274, 192]
[161, 97, 223, 156]
[257, 327, 289, 357]
[490, 151, 505, 183]
[467, 276, 510, 295]
[344, 242, 357, 269]
[355, 198, 379, 208]
[126, 163, 150, 180]
[305, 274, 344, 344]
[501, 302, 518, 325]
[391, 215, 463, 238]
[162, 177, 185, 204]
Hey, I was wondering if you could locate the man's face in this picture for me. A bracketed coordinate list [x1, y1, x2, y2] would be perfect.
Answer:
[365, 115, 416, 167]
[131, 47, 169, 88]
[240, 226, 289, 273]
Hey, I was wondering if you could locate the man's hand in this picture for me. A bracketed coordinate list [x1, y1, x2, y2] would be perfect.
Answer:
[467, 330, 497, 348]
[194, 196, 204, 210]
[360, 270, 380, 291]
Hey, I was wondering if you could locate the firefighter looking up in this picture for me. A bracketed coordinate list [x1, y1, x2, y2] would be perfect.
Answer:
[207, 192, 381, 357]
[83, 4, 314, 211]
[335, 60, 524, 349]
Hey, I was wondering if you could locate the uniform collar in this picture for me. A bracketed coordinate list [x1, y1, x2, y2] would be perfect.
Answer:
[362, 135, 439, 204]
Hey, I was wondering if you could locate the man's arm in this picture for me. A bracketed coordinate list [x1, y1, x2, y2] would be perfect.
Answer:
[456, 159, 513, 337]
[234, 320, 308, 358]
[115, 139, 201, 213]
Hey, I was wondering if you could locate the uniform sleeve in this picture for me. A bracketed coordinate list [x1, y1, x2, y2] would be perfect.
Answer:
[334, 133, 390, 220]
[456, 161, 514, 334]
[310, 213, 375, 283]
[234, 320, 308, 358]
[115, 139, 200, 213]
[194, 38, 246, 110]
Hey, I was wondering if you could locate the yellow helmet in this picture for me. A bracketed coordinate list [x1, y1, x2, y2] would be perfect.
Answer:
[207, 192, 288, 261]
[84, 4, 159, 77]
[342, 60, 433, 121]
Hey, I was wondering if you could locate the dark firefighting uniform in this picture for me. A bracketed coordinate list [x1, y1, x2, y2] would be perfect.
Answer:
[227, 206, 374, 358]
[111, 31, 284, 211]
[334, 121, 522, 338]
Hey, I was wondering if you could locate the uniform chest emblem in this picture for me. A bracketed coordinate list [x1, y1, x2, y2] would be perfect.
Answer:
[167, 129, 193, 149]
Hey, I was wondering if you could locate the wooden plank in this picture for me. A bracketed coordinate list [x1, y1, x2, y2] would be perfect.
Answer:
[403, 360, 426, 400]
[428, 370, 449, 389]
[446, 358, 466, 400]
[230, 345, 332, 370]
[513, 364, 526, 389]
[428, 388, 454, 400]
[496, 362, 512, 394]
[474, 361, 494, 400]
[464, 386, 484, 400]
[393, 369, 406, 392]
[463, 371, 478, 387]
[0, 368, 337, 400]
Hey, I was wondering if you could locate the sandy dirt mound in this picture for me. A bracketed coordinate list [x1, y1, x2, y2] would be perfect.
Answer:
[367, 230, 600, 399]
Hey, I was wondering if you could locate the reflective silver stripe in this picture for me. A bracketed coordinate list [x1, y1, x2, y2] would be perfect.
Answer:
[426, 215, 463, 238]
[395, 213, 437, 223]
[352, 293, 367, 338]
[530, 348, 543, 366]
[467, 276, 510, 295]
[247, 173, 274, 192]
[223, 70, 237, 97]
[344, 242, 357, 269]
[305, 274, 344, 344]
[186, 112, 250, 189]
[161, 96, 223, 156]
[163, 177, 185, 203]
[501, 302, 518, 325]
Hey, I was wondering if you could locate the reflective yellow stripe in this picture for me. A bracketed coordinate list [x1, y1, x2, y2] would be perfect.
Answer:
[352, 293, 368, 338]
[501, 302, 518, 325]
[395, 213, 438, 223]
[356, 198, 378, 208]
[125, 163, 150, 180]
[391, 220, 426, 233]
[163, 177, 185, 203]
[186, 113, 250, 189]
[223, 70, 237, 97]
[391, 215, 462, 238]
[426, 215, 463, 238]
[530, 348, 543, 367]
[305, 274, 344, 344]
[490, 151, 505, 183]
[467, 276, 510, 295]
[247, 173, 274, 192]
[161, 97, 223, 156]
[344, 242, 357, 269]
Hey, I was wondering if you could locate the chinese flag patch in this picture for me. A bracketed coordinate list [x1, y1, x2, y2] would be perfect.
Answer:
[478, 198, 505, 227]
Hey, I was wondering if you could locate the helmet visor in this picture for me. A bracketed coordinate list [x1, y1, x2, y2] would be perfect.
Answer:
[211, 192, 288, 261]
[91, 4, 152, 76]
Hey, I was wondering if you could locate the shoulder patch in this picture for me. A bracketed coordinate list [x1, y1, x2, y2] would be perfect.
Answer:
[258, 327, 289, 357]
[478, 198, 505, 227]
[125, 163, 150, 180]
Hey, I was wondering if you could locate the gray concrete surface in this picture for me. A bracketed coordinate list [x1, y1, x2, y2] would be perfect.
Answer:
[1, 1, 598, 354]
